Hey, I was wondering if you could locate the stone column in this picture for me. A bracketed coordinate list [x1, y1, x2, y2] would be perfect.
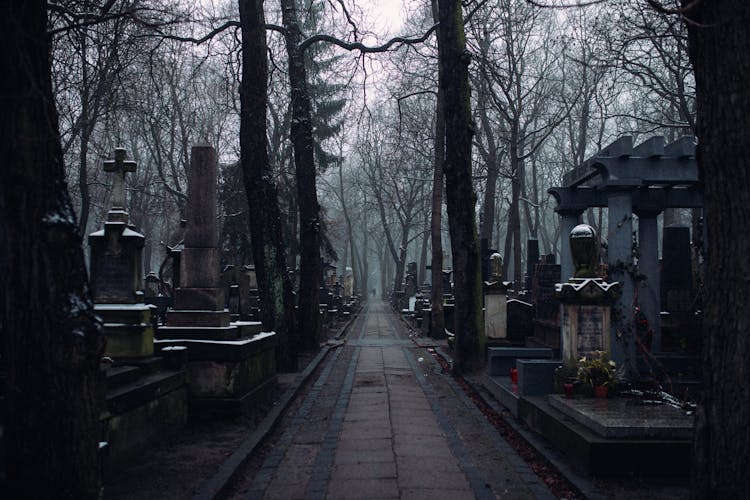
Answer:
[636, 210, 661, 353]
[607, 189, 635, 367]
[559, 209, 582, 282]
[166, 144, 230, 330]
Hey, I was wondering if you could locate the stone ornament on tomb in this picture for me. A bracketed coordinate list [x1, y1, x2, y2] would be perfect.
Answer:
[570, 223, 600, 279]
[490, 252, 503, 282]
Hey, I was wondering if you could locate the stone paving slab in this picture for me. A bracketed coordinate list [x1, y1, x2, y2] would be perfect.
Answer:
[237, 301, 542, 499]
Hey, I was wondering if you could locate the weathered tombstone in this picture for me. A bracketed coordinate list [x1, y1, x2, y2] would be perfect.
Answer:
[162, 145, 232, 335]
[156, 145, 275, 415]
[485, 253, 509, 340]
[532, 259, 561, 325]
[555, 225, 620, 361]
[220, 265, 241, 320]
[507, 298, 534, 342]
[404, 262, 418, 305]
[442, 269, 453, 296]
[238, 265, 259, 321]
[91, 150, 189, 470]
[343, 267, 354, 299]
[88, 148, 153, 358]
[526, 239, 540, 290]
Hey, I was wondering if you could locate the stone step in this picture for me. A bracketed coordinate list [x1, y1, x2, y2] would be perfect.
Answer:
[106, 365, 142, 389]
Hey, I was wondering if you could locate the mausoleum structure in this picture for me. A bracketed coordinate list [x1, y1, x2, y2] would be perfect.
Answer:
[549, 136, 703, 368]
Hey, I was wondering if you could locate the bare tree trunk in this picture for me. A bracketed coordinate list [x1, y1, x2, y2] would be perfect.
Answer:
[1, 2, 105, 497]
[686, 2, 750, 497]
[238, 0, 297, 369]
[430, 0, 446, 339]
[437, 0, 484, 373]
[281, 0, 321, 349]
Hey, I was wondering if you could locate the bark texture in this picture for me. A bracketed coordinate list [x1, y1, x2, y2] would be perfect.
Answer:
[238, 0, 297, 370]
[281, 0, 322, 349]
[0, 1, 105, 497]
[686, 2, 750, 498]
[437, 0, 484, 372]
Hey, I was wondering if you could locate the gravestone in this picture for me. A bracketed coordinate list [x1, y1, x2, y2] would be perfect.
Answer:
[239, 265, 259, 320]
[221, 265, 241, 320]
[343, 268, 354, 299]
[156, 144, 276, 415]
[532, 260, 561, 324]
[481, 238, 498, 282]
[526, 239, 540, 290]
[661, 226, 693, 312]
[485, 252, 509, 340]
[163, 145, 232, 335]
[88, 148, 153, 358]
[442, 269, 453, 296]
[555, 225, 620, 361]
[507, 298, 534, 342]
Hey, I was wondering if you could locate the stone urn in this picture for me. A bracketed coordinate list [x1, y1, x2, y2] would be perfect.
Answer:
[570, 224, 600, 279]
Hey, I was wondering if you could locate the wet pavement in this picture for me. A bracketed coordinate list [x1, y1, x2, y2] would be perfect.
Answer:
[229, 301, 549, 499]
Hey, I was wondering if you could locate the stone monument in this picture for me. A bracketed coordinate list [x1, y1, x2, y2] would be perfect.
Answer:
[89, 147, 153, 358]
[155, 144, 276, 415]
[555, 224, 620, 361]
[484, 253, 510, 340]
[89, 148, 188, 470]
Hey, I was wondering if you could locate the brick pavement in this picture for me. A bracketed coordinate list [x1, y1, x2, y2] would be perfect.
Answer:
[239, 301, 546, 499]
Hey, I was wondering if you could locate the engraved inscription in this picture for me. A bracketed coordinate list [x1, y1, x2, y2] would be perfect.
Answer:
[94, 254, 131, 299]
[577, 305, 605, 356]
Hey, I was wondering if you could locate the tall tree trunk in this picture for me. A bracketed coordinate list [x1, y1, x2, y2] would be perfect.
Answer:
[437, 0, 484, 373]
[1, 1, 105, 497]
[509, 125, 523, 288]
[686, 2, 750, 498]
[281, 0, 321, 349]
[238, 0, 297, 370]
[418, 210, 429, 287]
[430, 0, 445, 340]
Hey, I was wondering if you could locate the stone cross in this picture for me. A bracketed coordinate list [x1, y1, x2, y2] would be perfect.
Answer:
[104, 148, 137, 211]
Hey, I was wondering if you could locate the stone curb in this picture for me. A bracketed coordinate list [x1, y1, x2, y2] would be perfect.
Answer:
[192, 305, 363, 500]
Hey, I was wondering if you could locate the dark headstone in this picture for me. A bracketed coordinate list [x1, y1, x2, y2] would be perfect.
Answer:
[532, 263, 561, 323]
[442, 270, 453, 295]
[661, 226, 693, 312]
[526, 239, 540, 290]
[507, 299, 534, 342]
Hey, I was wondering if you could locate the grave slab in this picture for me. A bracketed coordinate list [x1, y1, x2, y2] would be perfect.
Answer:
[547, 394, 693, 440]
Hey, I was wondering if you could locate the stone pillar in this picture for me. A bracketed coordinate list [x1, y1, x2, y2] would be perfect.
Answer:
[559, 210, 582, 282]
[636, 211, 661, 352]
[607, 189, 635, 367]
[164, 144, 233, 334]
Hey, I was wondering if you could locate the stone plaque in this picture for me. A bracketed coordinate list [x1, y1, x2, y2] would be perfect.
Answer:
[577, 305, 605, 356]
[93, 254, 131, 300]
